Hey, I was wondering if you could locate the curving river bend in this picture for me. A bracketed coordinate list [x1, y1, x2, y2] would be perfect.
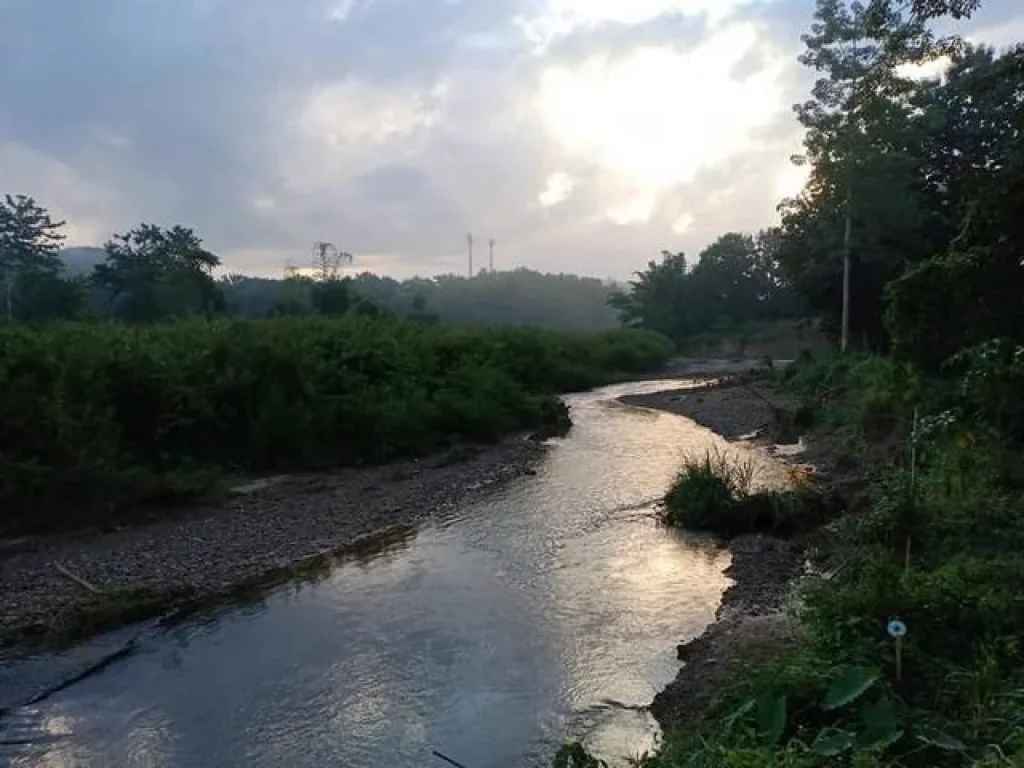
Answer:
[0, 380, 787, 768]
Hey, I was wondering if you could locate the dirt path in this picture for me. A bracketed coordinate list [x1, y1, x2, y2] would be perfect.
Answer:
[0, 440, 545, 658]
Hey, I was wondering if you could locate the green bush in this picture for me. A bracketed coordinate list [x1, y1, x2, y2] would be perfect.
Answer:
[0, 318, 673, 533]
[662, 450, 831, 538]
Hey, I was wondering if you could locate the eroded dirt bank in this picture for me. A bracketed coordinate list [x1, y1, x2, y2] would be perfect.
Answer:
[0, 439, 545, 658]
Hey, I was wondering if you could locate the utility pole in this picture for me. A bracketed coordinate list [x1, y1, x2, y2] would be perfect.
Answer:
[467, 233, 474, 277]
[489, 239, 495, 272]
[841, 184, 852, 353]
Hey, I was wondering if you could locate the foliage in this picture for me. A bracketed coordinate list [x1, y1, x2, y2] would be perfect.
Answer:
[92, 224, 223, 322]
[0, 320, 672, 534]
[641, 345, 1024, 767]
[886, 71, 1024, 369]
[609, 231, 801, 344]
[776, 0, 951, 349]
[0, 194, 84, 322]
[662, 449, 831, 538]
[219, 268, 622, 329]
[309, 276, 354, 317]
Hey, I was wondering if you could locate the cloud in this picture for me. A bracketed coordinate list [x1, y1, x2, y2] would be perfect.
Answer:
[1, 0, 1021, 279]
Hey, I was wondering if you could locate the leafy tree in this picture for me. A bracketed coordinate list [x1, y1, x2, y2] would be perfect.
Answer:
[93, 224, 223, 322]
[905, 0, 980, 19]
[609, 251, 692, 340]
[12, 270, 88, 321]
[0, 194, 73, 321]
[887, 117, 1024, 368]
[310, 276, 353, 317]
[913, 43, 1024, 245]
[609, 234, 800, 343]
[779, 0, 950, 348]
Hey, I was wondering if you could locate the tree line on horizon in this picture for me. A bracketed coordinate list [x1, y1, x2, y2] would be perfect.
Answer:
[0, 203, 623, 330]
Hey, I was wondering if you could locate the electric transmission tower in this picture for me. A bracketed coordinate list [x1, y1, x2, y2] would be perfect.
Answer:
[311, 241, 354, 281]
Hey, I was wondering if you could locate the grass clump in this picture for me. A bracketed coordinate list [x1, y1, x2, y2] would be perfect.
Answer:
[663, 449, 830, 538]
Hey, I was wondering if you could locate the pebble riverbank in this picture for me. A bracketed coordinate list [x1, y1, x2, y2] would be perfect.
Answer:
[0, 440, 546, 657]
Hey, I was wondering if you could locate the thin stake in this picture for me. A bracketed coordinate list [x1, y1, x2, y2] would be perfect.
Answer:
[53, 559, 102, 594]
[433, 750, 470, 768]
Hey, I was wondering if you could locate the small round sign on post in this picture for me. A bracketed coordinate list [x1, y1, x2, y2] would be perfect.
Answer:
[888, 619, 908, 680]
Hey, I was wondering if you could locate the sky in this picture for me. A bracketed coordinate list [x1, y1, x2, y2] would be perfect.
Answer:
[1, 0, 1022, 280]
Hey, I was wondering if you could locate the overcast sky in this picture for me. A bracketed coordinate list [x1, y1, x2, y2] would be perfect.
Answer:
[2, 0, 1021, 279]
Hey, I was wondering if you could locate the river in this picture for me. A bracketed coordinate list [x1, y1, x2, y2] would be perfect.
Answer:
[0, 379, 787, 768]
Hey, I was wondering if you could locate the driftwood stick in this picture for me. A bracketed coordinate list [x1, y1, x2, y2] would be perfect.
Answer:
[433, 750, 470, 768]
[52, 560, 102, 594]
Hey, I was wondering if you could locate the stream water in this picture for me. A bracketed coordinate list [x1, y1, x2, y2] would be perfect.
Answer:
[0, 379, 787, 768]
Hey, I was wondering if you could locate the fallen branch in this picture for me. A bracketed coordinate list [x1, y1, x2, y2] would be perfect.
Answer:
[52, 560, 102, 594]
[433, 750, 470, 768]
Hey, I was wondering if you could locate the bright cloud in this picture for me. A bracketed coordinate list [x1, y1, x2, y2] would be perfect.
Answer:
[519, 0, 746, 52]
[536, 23, 786, 195]
[538, 171, 575, 206]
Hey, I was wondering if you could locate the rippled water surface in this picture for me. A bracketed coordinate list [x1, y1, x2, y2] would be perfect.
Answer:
[1, 380, 787, 768]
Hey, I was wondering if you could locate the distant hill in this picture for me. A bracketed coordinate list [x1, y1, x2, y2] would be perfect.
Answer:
[60, 246, 105, 277]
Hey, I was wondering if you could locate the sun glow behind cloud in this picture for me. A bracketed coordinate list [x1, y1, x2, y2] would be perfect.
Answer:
[518, 0, 745, 52]
[535, 23, 786, 224]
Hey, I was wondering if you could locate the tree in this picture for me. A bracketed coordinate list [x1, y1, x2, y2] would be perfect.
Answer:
[609, 235, 800, 343]
[92, 224, 222, 322]
[0, 194, 68, 321]
[609, 251, 692, 340]
[310, 277, 353, 316]
[913, 43, 1024, 245]
[905, 0, 980, 19]
[781, 0, 948, 349]
[887, 78, 1024, 367]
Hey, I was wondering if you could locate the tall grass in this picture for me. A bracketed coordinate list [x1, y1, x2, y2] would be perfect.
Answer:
[662, 448, 828, 538]
[0, 317, 673, 533]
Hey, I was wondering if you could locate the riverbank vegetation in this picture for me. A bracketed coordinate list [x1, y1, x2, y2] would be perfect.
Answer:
[645, 346, 1024, 767]
[0, 193, 674, 535]
[573, 0, 1024, 765]
[663, 450, 830, 539]
[0, 319, 671, 535]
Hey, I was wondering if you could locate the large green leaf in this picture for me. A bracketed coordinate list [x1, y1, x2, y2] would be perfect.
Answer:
[914, 724, 967, 752]
[756, 692, 787, 746]
[858, 696, 904, 751]
[823, 667, 879, 711]
[811, 727, 856, 756]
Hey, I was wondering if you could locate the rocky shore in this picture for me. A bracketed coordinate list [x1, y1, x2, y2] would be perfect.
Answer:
[0, 439, 546, 658]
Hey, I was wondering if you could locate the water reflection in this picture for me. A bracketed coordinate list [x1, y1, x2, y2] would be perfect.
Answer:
[1, 380, 785, 768]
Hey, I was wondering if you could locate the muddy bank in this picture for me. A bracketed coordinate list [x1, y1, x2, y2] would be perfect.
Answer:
[620, 377, 790, 439]
[621, 377, 859, 499]
[0, 439, 546, 658]
[649, 535, 805, 729]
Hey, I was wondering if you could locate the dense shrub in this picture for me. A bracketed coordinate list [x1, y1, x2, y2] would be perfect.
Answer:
[0, 318, 673, 533]
[662, 450, 831, 538]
